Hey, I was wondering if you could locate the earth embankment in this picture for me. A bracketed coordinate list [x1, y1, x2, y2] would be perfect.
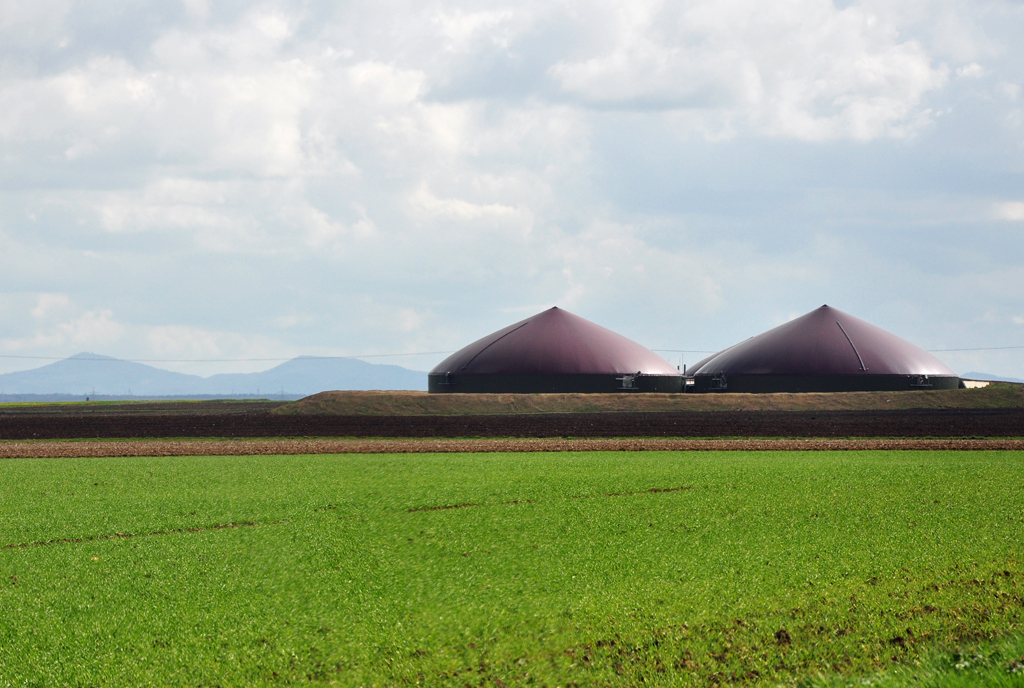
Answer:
[1, 386, 1022, 441]
[277, 384, 1024, 415]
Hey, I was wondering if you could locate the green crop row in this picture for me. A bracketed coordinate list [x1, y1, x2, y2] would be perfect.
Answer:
[1, 450, 1022, 686]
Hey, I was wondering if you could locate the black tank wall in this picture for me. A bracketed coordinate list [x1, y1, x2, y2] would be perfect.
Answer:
[428, 373, 684, 394]
[688, 374, 961, 394]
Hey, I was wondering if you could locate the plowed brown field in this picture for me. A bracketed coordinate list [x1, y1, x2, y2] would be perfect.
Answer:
[1, 407, 1023, 441]
[3, 437, 1024, 459]
[2, 387, 1023, 451]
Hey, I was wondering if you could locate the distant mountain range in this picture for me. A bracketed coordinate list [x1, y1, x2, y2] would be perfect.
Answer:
[0, 356, 1016, 403]
[0, 353, 426, 399]
[961, 372, 1024, 384]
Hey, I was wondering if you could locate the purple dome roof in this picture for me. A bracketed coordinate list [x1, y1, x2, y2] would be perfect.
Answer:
[431, 307, 681, 377]
[691, 305, 957, 377]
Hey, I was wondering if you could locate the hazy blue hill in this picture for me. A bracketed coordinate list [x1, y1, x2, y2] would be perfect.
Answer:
[197, 357, 426, 394]
[961, 371, 1024, 383]
[0, 353, 427, 397]
[0, 353, 205, 396]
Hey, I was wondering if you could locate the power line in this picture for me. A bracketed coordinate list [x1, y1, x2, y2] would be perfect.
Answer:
[926, 345, 1024, 352]
[656, 346, 1024, 354]
[0, 352, 455, 363]
[0, 344, 1021, 365]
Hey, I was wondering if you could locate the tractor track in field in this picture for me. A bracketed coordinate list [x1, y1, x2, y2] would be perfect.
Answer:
[405, 486, 693, 513]
[2, 519, 286, 550]
[2, 437, 1024, 458]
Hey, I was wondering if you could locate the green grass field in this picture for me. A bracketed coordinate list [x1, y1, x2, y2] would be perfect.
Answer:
[2, 450, 1022, 686]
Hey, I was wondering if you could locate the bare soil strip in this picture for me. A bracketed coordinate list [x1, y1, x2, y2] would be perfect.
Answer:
[3, 437, 1024, 459]
[2, 520, 280, 550]
[407, 502, 482, 513]
[5, 407, 1024, 440]
[607, 486, 692, 496]
[407, 487, 691, 513]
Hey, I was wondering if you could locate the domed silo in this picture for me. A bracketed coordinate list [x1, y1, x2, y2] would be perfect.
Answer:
[429, 307, 683, 393]
[688, 305, 959, 393]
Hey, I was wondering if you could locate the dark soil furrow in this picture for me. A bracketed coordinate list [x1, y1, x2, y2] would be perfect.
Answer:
[2, 407, 1024, 441]
[407, 503, 481, 513]
[3, 520, 283, 550]
[406, 487, 691, 513]
[606, 486, 692, 497]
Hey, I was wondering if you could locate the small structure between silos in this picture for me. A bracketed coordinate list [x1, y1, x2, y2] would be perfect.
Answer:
[429, 307, 683, 393]
[686, 305, 960, 393]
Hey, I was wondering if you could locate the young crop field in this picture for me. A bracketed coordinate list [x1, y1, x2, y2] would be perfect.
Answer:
[1, 450, 1022, 686]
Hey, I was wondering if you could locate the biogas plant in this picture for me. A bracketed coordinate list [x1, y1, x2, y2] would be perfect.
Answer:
[428, 305, 962, 394]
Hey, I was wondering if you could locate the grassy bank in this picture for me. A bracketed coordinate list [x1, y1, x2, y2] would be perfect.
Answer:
[1, 450, 1022, 685]
[277, 384, 1024, 416]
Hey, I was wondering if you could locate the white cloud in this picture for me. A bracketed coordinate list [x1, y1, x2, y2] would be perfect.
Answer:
[60, 310, 126, 346]
[138, 323, 308, 374]
[146, 324, 224, 358]
[956, 62, 984, 78]
[547, 0, 949, 140]
[31, 293, 72, 320]
[2, 308, 125, 352]
[547, 219, 728, 319]
[432, 8, 517, 52]
[181, 0, 209, 22]
[993, 201, 1024, 221]
[397, 307, 426, 332]
[409, 186, 523, 221]
[348, 61, 426, 105]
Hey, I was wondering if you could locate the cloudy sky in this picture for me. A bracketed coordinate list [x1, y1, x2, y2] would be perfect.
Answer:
[1, 0, 1022, 379]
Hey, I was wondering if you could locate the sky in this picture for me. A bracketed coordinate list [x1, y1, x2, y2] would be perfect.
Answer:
[1, 0, 1022, 378]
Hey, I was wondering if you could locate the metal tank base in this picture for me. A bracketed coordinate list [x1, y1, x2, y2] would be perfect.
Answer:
[687, 374, 961, 394]
[428, 373, 684, 394]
